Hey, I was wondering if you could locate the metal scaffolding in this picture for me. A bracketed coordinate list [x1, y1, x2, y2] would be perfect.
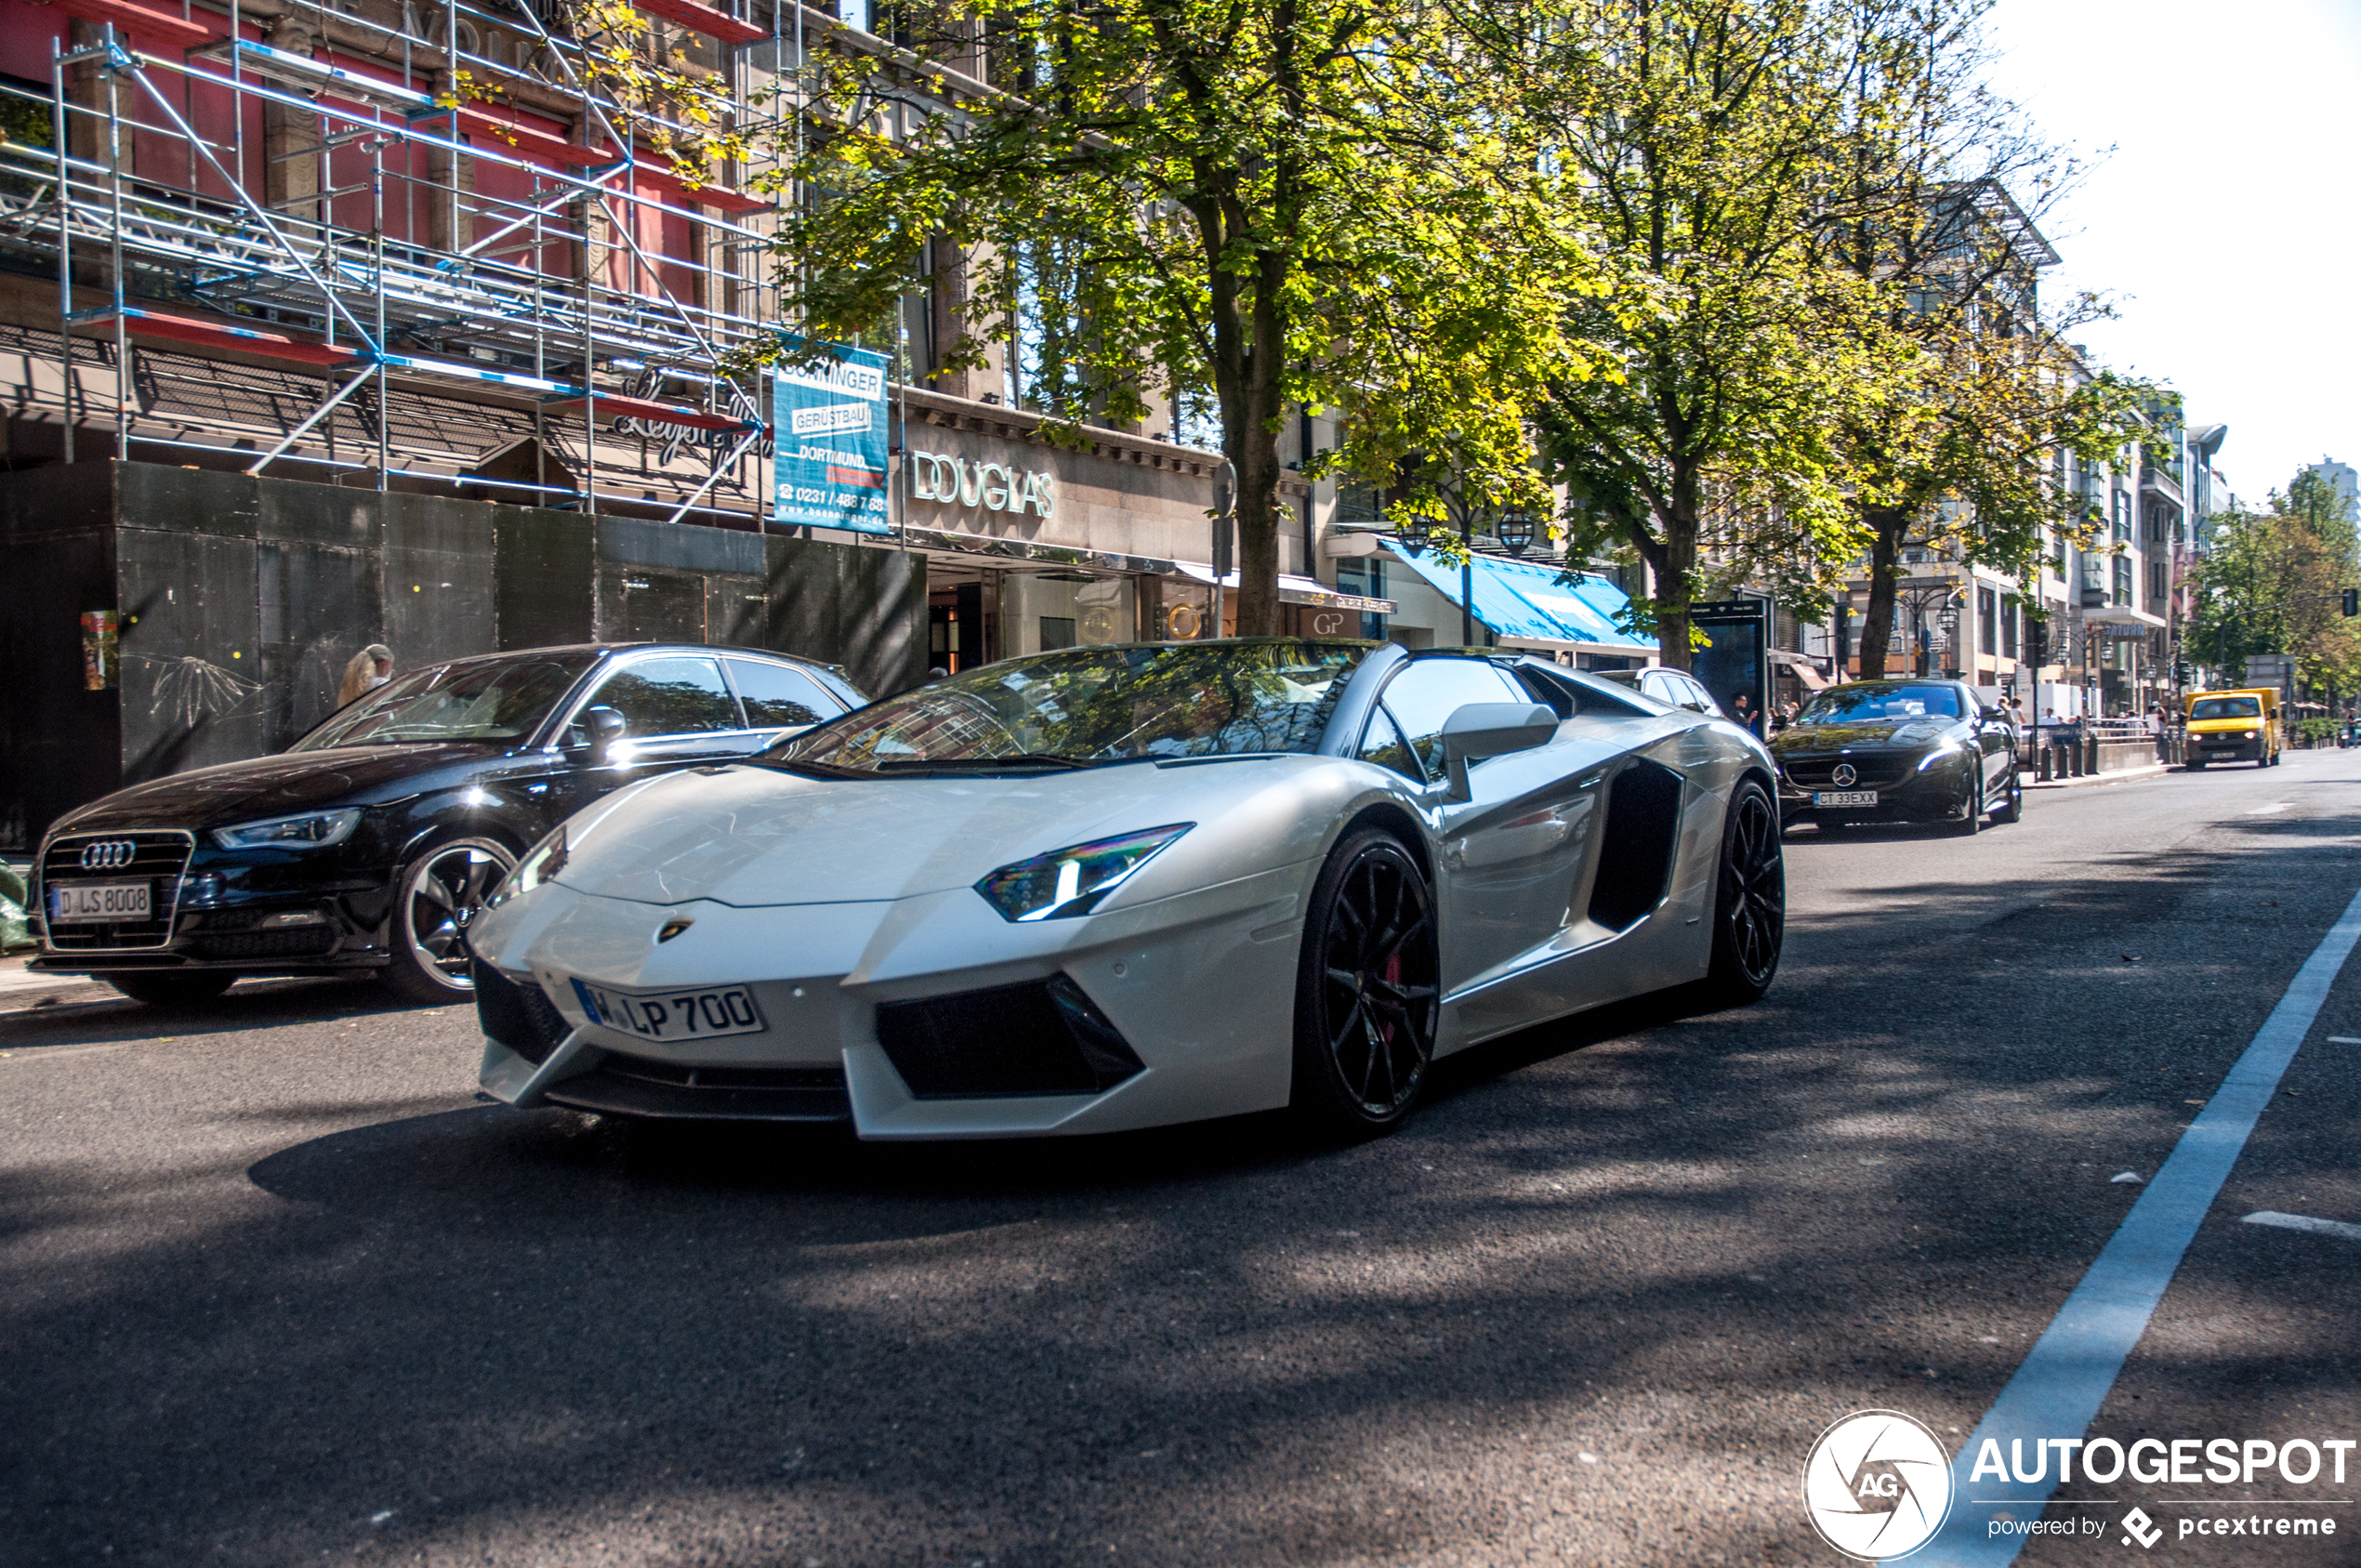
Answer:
[0, 0, 795, 523]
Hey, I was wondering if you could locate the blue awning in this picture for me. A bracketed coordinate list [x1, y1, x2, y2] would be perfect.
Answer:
[1384, 543, 1656, 652]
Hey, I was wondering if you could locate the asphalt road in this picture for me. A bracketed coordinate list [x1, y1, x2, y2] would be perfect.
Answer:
[4, 752, 2358, 1567]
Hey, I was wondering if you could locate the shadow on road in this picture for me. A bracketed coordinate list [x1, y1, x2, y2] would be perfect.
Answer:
[6, 811, 2360, 1565]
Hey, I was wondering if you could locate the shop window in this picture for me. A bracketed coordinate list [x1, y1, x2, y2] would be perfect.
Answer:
[1039, 616, 1076, 651]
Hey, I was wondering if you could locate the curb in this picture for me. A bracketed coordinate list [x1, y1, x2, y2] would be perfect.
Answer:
[2023, 762, 2170, 791]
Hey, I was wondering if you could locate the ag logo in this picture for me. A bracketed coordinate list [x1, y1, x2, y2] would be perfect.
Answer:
[1801, 1409, 1954, 1561]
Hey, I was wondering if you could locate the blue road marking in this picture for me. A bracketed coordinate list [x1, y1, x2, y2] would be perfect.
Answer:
[1919, 881, 2361, 1565]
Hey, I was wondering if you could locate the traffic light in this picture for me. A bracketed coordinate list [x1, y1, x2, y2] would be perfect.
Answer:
[2342, 587, 2357, 618]
[2026, 619, 2049, 669]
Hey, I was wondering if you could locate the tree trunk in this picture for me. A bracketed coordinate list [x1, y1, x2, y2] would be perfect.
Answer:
[1651, 467, 1702, 671]
[1226, 252, 1290, 638]
[1856, 508, 1904, 679]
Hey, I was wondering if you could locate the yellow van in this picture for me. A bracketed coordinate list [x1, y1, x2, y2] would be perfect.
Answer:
[2185, 688, 2281, 769]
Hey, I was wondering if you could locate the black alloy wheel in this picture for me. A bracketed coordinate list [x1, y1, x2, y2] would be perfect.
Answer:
[1704, 778, 1785, 1006]
[1291, 827, 1442, 1137]
[102, 970, 235, 1007]
[1993, 766, 2024, 824]
[385, 837, 518, 1003]
[1949, 768, 1983, 837]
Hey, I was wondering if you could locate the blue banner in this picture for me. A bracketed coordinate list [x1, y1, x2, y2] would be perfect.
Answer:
[772, 339, 891, 534]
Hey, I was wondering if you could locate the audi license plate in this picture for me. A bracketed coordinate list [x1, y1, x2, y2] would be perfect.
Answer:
[46, 881, 151, 923]
[571, 978, 764, 1041]
[1813, 790, 1878, 808]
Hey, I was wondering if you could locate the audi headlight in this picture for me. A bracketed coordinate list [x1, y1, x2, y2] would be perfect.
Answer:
[488, 826, 567, 907]
[212, 807, 362, 851]
[974, 824, 1193, 922]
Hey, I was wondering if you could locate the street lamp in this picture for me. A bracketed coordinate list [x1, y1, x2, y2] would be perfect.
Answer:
[1497, 511, 1537, 557]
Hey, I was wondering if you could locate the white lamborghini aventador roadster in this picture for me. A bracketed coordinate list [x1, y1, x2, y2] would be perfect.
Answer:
[469, 638, 1784, 1139]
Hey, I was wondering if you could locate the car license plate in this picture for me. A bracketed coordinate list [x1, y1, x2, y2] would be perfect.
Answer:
[1813, 790, 1878, 808]
[46, 880, 151, 923]
[570, 978, 765, 1041]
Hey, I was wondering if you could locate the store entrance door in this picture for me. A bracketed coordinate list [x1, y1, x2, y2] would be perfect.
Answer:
[928, 580, 990, 674]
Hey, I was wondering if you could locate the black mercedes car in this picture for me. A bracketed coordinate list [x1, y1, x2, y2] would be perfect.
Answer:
[1771, 679, 2021, 834]
[28, 643, 865, 1006]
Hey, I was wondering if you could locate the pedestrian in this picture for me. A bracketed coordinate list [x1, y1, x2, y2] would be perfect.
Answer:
[337, 643, 393, 706]
[1729, 691, 1758, 734]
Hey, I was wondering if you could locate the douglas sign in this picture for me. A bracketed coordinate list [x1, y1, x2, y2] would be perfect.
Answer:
[907, 450, 1058, 520]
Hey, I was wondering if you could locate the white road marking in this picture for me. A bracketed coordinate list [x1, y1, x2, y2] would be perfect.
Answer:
[2243, 1210, 2361, 1244]
[2245, 802, 2291, 814]
[1919, 879, 2361, 1566]
[2328, 1036, 2361, 1044]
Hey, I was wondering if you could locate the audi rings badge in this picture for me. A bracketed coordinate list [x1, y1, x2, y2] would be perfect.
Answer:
[79, 839, 138, 870]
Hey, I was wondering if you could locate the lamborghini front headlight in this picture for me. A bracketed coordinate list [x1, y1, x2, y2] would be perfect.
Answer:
[974, 824, 1194, 922]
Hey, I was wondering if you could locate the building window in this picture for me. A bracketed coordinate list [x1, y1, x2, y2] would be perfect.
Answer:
[1977, 586, 1997, 654]
[2001, 598, 2019, 659]
[2149, 560, 2168, 602]
[2112, 556, 2132, 607]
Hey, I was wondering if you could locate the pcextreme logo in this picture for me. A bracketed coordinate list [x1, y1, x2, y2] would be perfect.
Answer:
[1802, 1409, 1956, 1561]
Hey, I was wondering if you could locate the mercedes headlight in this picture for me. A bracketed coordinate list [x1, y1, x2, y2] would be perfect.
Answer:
[212, 807, 363, 850]
[1915, 741, 1966, 771]
[489, 826, 567, 907]
[975, 824, 1193, 922]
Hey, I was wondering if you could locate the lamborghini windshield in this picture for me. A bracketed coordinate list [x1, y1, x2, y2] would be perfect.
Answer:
[775, 640, 1374, 772]
[291, 654, 593, 750]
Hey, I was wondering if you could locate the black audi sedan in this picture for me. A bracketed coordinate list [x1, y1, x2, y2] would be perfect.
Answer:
[28, 644, 865, 1006]
[1770, 679, 2021, 834]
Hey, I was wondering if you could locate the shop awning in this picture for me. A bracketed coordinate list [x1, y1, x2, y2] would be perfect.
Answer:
[1383, 544, 1656, 652]
[1173, 561, 1395, 614]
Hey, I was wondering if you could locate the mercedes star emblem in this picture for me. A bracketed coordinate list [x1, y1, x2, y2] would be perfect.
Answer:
[1830, 764, 1857, 788]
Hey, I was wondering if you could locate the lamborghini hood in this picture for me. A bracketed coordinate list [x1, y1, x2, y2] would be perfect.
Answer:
[547, 758, 1328, 908]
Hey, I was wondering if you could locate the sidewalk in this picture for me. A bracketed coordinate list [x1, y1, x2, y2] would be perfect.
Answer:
[2022, 762, 2170, 791]
[0, 954, 118, 1014]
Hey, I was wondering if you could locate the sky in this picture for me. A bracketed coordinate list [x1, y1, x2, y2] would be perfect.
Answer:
[1979, 0, 2361, 506]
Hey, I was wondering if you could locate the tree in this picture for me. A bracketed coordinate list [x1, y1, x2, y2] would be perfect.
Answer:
[1814, 0, 2153, 680]
[1504, 0, 1910, 668]
[2189, 499, 2361, 697]
[2285, 467, 2355, 534]
[754, 0, 1580, 636]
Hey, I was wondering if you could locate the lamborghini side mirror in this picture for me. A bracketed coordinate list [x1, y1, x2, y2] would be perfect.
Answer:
[1438, 702, 1559, 801]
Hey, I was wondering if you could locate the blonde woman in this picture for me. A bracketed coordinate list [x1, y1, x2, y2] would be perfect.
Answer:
[337, 644, 394, 707]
